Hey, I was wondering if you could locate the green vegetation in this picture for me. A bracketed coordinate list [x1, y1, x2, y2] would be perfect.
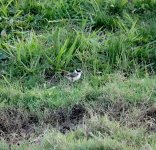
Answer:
[0, 0, 156, 149]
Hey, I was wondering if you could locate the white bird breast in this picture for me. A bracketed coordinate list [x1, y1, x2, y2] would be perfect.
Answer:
[73, 73, 81, 81]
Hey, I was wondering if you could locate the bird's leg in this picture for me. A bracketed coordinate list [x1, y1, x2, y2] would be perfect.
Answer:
[70, 80, 74, 87]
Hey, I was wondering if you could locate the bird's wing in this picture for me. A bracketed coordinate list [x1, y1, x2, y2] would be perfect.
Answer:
[66, 72, 78, 78]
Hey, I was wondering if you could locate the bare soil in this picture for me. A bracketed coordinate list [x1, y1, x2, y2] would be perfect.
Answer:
[0, 104, 87, 144]
[0, 102, 156, 145]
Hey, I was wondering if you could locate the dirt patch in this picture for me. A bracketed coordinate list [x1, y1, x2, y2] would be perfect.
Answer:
[1, 102, 156, 145]
[138, 103, 156, 132]
[69, 104, 86, 122]
[91, 100, 130, 120]
[110, 102, 156, 133]
[91, 100, 156, 132]
[43, 104, 87, 133]
[0, 104, 87, 144]
[0, 108, 39, 144]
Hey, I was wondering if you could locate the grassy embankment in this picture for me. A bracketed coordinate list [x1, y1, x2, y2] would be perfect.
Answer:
[0, 0, 156, 149]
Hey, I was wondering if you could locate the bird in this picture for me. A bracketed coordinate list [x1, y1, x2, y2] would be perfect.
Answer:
[64, 69, 82, 82]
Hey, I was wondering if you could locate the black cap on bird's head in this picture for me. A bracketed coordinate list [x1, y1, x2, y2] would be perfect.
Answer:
[75, 69, 82, 73]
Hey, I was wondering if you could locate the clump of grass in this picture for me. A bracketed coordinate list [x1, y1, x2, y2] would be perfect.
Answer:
[101, 75, 156, 104]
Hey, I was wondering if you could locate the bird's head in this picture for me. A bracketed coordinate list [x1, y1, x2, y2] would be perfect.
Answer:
[75, 69, 82, 74]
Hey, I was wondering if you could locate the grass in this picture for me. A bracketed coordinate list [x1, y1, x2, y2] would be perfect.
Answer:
[0, 74, 156, 109]
[0, 0, 156, 149]
[1, 115, 156, 150]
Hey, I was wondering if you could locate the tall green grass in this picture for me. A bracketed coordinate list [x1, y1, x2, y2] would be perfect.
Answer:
[0, 0, 155, 94]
